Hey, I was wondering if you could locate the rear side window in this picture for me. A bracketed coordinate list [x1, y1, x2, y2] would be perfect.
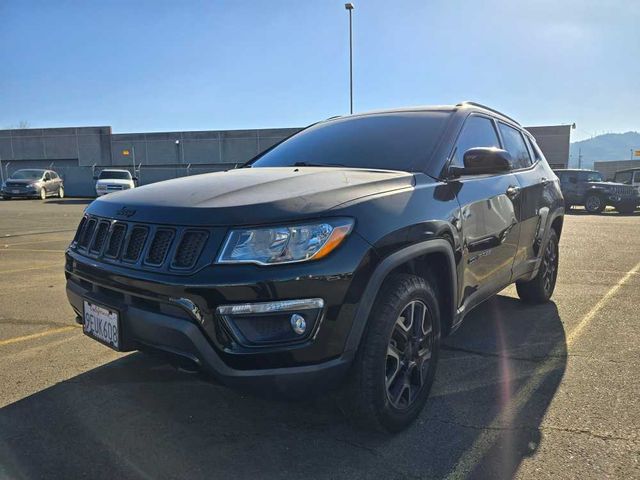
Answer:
[451, 115, 500, 167]
[498, 123, 532, 169]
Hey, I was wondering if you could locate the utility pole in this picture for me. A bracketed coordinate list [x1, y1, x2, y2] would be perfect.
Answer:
[345, 3, 354, 114]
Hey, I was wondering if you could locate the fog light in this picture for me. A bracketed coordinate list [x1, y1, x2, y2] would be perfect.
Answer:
[290, 314, 306, 335]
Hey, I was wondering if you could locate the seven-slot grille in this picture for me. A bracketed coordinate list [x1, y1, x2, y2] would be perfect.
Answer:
[609, 185, 636, 196]
[73, 215, 209, 271]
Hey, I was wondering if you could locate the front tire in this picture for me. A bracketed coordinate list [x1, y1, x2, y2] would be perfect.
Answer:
[2, 196, 10, 201]
[516, 229, 559, 304]
[342, 274, 440, 432]
[584, 194, 605, 213]
[40, 188, 47, 200]
[58, 186, 64, 198]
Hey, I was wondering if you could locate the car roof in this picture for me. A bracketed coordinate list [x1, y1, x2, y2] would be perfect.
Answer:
[101, 169, 130, 172]
[554, 169, 597, 173]
[327, 101, 522, 129]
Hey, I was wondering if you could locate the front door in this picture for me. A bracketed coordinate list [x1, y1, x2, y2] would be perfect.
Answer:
[449, 114, 520, 315]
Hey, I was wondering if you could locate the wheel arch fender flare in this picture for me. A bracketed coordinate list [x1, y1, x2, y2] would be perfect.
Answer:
[343, 238, 458, 356]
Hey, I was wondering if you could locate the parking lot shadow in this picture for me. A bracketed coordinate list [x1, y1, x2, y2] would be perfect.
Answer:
[0, 295, 566, 479]
[45, 198, 94, 205]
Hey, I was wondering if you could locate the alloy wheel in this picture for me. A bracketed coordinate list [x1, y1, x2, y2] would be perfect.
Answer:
[541, 236, 558, 294]
[585, 195, 601, 212]
[40, 189, 46, 200]
[385, 300, 433, 410]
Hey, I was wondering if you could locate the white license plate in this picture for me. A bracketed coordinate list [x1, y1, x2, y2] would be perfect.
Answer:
[83, 300, 120, 349]
[12, 190, 21, 194]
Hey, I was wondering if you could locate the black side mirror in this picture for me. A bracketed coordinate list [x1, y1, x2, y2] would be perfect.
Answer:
[449, 147, 512, 177]
[132, 177, 138, 182]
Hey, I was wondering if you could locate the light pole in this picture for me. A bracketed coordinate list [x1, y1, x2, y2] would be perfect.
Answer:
[345, 3, 354, 114]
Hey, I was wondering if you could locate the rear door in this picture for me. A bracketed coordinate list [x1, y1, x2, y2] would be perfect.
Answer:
[450, 114, 521, 314]
[499, 124, 554, 278]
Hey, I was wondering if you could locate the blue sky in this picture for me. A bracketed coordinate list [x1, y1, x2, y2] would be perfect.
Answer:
[1, 0, 638, 141]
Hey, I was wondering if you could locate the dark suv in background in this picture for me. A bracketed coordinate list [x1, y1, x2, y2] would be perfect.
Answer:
[65, 102, 564, 432]
[555, 168, 639, 214]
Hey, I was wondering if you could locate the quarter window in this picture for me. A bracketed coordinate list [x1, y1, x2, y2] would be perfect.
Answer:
[451, 116, 501, 167]
[498, 123, 532, 169]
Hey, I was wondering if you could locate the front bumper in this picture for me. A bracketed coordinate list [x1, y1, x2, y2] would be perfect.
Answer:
[2, 188, 39, 198]
[65, 232, 376, 393]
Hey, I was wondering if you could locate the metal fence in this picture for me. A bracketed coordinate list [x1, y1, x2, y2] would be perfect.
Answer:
[1, 160, 236, 197]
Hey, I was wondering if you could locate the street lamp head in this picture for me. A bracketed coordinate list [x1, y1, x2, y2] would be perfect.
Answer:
[345, 3, 354, 10]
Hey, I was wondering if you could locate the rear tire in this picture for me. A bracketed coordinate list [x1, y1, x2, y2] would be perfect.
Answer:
[58, 186, 65, 199]
[516, 229, 559, 304]
[584, 194, 604, 213]
[341, 274, 440, 432]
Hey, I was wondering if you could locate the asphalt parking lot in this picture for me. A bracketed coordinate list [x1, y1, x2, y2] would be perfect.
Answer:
[0, 199, 638, 479]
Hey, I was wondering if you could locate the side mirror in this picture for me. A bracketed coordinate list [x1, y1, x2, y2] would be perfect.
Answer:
[449, 148, 512, 177]
[132, 177, 138, 182]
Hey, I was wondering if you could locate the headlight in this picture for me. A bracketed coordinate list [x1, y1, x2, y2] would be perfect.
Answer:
[217, 218, 354, 265]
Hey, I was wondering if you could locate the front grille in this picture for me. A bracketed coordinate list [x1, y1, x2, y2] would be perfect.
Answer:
[173, 231, 208, 269]
[611, 185, 636, 196]
[71, 214, 211, 273]
[89, 221, 110, 253]
[123, 227, 148, 262]
[145, 229, 174, 265]
[105, 224, 126, 258]
[5, 182, 27, 188]
[106, 184, 124, 191]
[78, 218, 97, 249]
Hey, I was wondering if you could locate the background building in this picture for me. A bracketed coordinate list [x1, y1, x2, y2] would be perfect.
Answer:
[594, 160, 640, 180]
[0, 122, 571, 196]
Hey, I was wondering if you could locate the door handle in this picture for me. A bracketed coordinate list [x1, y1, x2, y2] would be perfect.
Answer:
[506, 185, 521, 199]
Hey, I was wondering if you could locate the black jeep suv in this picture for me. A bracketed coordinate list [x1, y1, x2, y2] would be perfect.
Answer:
[555, 168, 639, 214]
[65, 102, 564, 432]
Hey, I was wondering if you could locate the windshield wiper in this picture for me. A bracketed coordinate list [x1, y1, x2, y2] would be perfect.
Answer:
[293, 161, 347, 167]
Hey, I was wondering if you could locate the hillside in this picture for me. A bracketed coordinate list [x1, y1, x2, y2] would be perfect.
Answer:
[569, 131, 640, 168]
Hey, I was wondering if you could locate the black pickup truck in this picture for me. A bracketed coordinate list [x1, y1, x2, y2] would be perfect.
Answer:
[65, 102, 564, 432]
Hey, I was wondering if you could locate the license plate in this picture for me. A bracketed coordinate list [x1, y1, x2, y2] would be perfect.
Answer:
[83, 300, 120, 350]
[12, 190, 20, 194]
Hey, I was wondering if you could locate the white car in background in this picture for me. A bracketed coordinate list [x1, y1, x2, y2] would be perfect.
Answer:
[94, 169, 136, 197]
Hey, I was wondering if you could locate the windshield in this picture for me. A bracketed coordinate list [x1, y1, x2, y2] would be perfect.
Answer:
[9, 169, 45, 180]
[250, 112, 450, 172]
[586, 171, 604, 182]
[99, 170, 131, 180]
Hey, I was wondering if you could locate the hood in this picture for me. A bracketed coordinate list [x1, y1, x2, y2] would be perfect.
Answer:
[5, 179, 40, 186]
[86, 167, 414, 226]
[96, 179, 133, 186]
[588, 181, 626, 188]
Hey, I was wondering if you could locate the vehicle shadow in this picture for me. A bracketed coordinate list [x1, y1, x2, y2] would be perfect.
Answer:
[0, 295, 566, 480]
[566, 207, 639, 216]
[45, 198, 94, 205]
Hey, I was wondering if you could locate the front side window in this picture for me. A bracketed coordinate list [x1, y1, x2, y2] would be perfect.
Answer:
[498, 123, 532, 169]
[250, 112, 451, 172]
[44, 172, 51, 181]
[451, 115, 501, 167]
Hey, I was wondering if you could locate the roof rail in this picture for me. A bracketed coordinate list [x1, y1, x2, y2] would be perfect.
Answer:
[456, 101, 520, 126]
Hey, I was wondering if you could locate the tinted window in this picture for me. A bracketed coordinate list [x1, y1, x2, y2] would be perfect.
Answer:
[526, 136, 543, 163]
[99, 170, 132, 180]
[451, 115, 500, 167]
[498, 123, 531, 169]
[614, 171, 633, 184]
[251, 112, 450, 172]
[50, 172, 58, 179]
[44, 172, 51, 181]
[580, 171, 603, 182]
[9, 169, 45, 180]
